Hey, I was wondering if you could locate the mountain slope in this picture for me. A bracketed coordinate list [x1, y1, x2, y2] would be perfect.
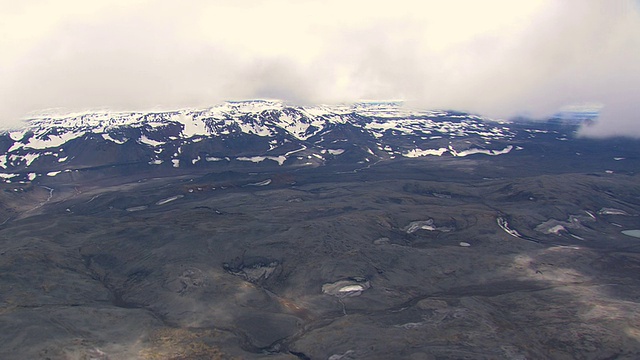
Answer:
[0, 100, 528, 182]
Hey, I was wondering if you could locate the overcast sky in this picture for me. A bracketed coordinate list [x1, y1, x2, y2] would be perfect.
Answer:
[0, 0, 638, 136]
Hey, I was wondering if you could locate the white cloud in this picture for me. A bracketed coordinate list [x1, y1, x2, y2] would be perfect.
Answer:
[0, 0, 638, 137]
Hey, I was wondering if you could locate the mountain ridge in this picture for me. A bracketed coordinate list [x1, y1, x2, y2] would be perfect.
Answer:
[0, 100, 587, 183]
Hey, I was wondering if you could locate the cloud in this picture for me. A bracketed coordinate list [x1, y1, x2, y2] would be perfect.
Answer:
[0, 0, 638, 137]
[578, 99, 640, 138]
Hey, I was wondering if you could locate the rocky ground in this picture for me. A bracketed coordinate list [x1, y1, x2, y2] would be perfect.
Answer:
[1, 151, 640, 359]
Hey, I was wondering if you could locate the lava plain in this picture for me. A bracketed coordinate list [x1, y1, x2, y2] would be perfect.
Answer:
[1, 147, 640, 359]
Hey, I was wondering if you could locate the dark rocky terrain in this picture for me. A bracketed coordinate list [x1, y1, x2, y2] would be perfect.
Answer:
[0, 102, 639, 359]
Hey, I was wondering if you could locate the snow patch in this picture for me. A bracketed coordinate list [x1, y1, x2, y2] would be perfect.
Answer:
[322, 279, 370, 298]
[237, 156, 287, 166]
[23, 131, 85, 150]
[403, 148, 448, 157]
[450, 145, 513, 157]
[9, 131, 26, 141]
[156, 195, 184, 205]
[139, 135, 164, 147]
[598, 208, 630, 216]
[23, 153, 40, 166]
[172, 113, 208, 138]
[247, 179, 271, 186]
[126, 206, 148, 212]
[405, 220, 436, 233]
[101, 133, 127, 144]
[622, 230, 640, 238]
[497, 217, 523, 238]
[546, 225, 567, 234]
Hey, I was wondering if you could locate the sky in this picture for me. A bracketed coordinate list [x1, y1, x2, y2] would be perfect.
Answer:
[0, 0, 638, 137]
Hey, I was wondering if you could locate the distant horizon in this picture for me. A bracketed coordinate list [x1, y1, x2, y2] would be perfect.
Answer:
[11, 98, 600, 121]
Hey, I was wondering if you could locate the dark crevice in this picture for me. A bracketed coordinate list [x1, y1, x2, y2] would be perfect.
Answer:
[290, 351, 312, 360]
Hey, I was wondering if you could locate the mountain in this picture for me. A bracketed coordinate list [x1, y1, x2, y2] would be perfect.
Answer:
[1, 100, 537, 182]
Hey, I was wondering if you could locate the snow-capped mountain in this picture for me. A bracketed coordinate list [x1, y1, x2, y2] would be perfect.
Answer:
[0, 100, 578, 183]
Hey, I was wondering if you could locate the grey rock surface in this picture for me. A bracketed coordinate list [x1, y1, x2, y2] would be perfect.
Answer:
[0, 121, 639, 359]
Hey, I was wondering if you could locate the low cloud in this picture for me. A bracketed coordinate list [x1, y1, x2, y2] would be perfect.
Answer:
[0, 0, 638, 137]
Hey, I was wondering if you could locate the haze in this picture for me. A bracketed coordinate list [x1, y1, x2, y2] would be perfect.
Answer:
[0, 0, 638, 136]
